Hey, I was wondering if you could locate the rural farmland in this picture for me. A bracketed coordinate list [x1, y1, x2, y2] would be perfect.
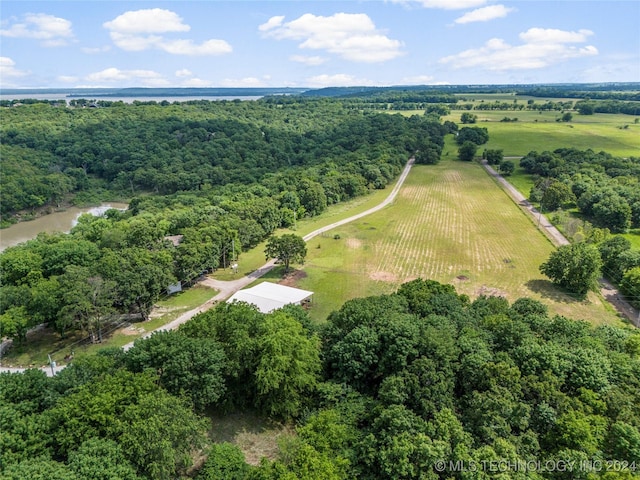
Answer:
[294, 158, 622, 325]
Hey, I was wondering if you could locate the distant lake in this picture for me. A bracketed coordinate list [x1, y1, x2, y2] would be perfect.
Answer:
[0, 93, 262, 103]
[0, 203, 128, 252]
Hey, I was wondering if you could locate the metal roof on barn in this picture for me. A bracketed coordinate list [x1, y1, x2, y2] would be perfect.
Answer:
[226, 282, 313, 314]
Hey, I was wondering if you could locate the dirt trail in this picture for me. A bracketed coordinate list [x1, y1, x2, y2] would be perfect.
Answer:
[482, 160, 638, 327]
[1, 158, 415, 375]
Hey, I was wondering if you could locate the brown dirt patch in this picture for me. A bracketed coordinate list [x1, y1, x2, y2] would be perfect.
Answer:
[279, 269, 308, 287]
[369, 271, 398, 282]
[149, 306, 177, 319]
[120, 325, 145, 336]
[475, 285, 508, 298]
[456, 275, 469, 281]
[346, 237, 362, 249]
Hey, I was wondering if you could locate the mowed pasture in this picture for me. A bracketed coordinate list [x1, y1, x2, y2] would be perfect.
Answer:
[294, 158, 622, 325]
[472, 114, 640, 158]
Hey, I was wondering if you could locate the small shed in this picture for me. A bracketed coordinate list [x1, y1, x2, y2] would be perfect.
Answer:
[227, 282, 313, 314]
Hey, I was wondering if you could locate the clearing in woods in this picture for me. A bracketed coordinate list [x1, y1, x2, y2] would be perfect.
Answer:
[295, 157, 622, 325]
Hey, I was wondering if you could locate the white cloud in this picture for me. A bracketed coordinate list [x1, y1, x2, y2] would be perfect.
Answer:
[440, 28, 598, 71]
[259, 16, 285, 32]
[260, 13, 404, 63]
[0, 57, 28, 79]
[520, 28, 593, 44]
[85, 67, 169, 86]
[0, 13, 74, 46]
[290, 55, 327, 66]
[219, 77, 267, 87]
[390, 0, 487, 10]
[57, 75, 78, 83]
[103, 9, 190, 34]
[82, 45, 111, 54]
[305, 73, 375, 87]
[580, 53, 640, 82]
[182, 77, 213, 87]
[175, 69, 193, 77]
[104, 8, 231, 56]
[454, 5, 515, 24]
[159, 39, 232, 56]
[401, 75, 436, 85]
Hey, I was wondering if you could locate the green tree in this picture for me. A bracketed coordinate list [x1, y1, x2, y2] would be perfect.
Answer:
[1, 457, 78, 480]
[99, 248, 176, 321]
[48, 369, 207, 480]
[124, 331, 227, 411]
[265, 234, 307, 274]
[539, 243, 602, 298]
[116, 392, 207, 480]
[460, 112, 477, 124]
[298, 179, 327, 216]
[458, 141, 478, 162]
[598, 236, 632, 283]
[197, 443, 250, 480]
[68, 438, 141, 480]
[0, 306, 30, 345]
[485, 149, 504, 165]
[620, 267, 640, 309]
[455, 126, 489, 145]
[57, 266, 116, 343]
[593, 195, 632, 233]
[541, 181, 576, 211]
[254, 311, 321, 419]
[498, 160, 515, 176]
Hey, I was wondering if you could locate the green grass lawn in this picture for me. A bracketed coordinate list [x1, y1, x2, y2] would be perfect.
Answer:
[439, 110, 640, 158]
[210, 178, 395, 281]
[286, 158, 623, 326]
[401, 99, 639, 158]
[504, 159, 536, 198]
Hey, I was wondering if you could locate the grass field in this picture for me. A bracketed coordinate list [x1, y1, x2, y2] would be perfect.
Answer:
[289, 158, 623, 326]
[403, 103, 640, 158]
[211, 182, 394, 281]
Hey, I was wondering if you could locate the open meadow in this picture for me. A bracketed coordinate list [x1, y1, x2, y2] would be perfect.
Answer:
[404, 94, 640, 158]
[290, 158, 623, 325]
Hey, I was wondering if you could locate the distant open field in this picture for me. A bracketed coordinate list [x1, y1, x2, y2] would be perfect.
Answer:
[291, 159, 622, 326]
[471, 115, 639, 158]
[400, 94, 640, 157]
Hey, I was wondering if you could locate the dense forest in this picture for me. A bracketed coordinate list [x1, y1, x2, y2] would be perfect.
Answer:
[0, 97, 444, 218]
[0, 98, 445, 344]
[1, 280, 639, 479]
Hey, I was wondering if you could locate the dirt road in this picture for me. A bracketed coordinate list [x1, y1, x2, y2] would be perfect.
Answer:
[482, 160, 639, 327]
[1, 158, 415, 375]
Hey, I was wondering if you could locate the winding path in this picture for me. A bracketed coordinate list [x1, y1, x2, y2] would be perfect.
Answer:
[0, 157, 415, 375]
[482, 160, 639, 327]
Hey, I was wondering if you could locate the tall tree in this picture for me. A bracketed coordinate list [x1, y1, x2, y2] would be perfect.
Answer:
[254, 311, 321, 419]
[57, 266, 116, 343]
[539, 243, 602, 298]
[458, 141, 478, 162]
[265, 234, 307, 273]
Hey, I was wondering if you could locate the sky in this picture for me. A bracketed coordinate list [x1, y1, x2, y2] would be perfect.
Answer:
[1, 0, 639, 89]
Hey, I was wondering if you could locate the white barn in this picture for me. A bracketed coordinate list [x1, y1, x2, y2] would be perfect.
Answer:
[226, 282, 313, 314]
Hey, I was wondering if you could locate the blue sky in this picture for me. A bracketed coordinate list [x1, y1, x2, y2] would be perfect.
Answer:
[1, 1, 639, 89]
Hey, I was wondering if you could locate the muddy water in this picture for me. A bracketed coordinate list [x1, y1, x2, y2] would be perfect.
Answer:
[0, 203, 128, 252]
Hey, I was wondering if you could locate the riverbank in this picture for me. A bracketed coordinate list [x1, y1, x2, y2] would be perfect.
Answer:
[0, 202, 128, 251]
